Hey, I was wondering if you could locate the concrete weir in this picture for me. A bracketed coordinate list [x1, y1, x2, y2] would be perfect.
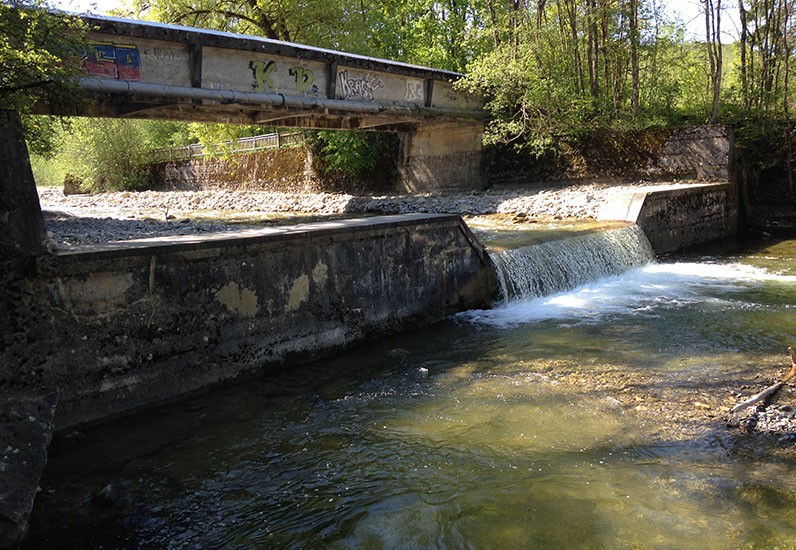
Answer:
[0, 212, 496, 546]
[598, 182, 739, 253]
[24, 214, 497, 429]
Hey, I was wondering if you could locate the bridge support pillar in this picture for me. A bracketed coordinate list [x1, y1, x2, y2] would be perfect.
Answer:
[0, 110, 47, 257]
[398, 122, 484, 192]
[0, 112, 52, 548]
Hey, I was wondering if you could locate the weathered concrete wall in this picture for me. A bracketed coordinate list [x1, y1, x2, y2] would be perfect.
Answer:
[0, 391, 57, 549]
[3, 214, 496, 431]
[398, 122, 485, 192]
[151, 147, 312, 192]
[598, 183, 739, 253]
[488, 125, 734, 186]
[0, 110, 47, 256]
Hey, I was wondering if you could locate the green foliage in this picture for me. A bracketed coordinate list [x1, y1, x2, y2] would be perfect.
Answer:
[314, 130, 384, 174]
[186, 122, 272, 156]
[29, 152, 64, 186]
[0, 0, 86, 112]
[458, 1, 722, 157]
[307, 130, 395, 190]
[20, 114, 69, 156]
[46, 118, 190, 192]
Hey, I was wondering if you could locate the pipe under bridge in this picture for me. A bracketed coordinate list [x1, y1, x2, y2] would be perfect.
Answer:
[44, 15, 487, 192]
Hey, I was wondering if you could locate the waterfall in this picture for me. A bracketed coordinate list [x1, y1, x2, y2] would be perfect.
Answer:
[489, 224, 654, 302]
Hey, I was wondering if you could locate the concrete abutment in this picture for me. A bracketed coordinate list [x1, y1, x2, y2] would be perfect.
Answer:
[398, 122, 485, 192]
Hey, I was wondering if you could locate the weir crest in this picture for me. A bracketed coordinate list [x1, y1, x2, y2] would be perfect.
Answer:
[489, 224, 655, 302]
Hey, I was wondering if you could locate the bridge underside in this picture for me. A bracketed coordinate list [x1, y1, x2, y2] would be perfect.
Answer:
[71, 87, 442, 132]
[47, 86, 486, 193]
[34, 14, 487, 192]
[47, 85, 486, 195]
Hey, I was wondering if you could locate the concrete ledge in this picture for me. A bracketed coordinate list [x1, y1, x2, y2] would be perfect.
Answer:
[598, 183, 738, 253]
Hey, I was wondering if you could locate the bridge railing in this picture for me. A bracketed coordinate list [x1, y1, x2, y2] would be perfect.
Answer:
[152, 131, 304, 162]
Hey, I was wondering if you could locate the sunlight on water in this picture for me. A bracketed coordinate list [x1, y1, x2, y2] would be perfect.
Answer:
[489, 225, 654, 300]
[460, 261, 796, 328]
[25, 235, 796, 549]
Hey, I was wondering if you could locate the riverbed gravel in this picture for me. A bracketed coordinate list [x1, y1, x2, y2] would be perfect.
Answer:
[38, 181, 685, 247]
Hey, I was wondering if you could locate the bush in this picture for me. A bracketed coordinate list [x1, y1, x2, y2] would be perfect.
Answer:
[307, 130, 396, 191]
[47, 118, 192, 192]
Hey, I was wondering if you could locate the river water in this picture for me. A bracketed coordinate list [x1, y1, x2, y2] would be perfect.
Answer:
[25, 228, 796, 549]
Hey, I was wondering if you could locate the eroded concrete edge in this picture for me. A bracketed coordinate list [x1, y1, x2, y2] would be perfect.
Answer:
[0, 390, 58, 549]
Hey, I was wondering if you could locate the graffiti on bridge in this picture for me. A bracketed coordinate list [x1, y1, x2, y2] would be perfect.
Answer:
[405, 80, 424, 102]
[338, 70, 384, 102]
[82, 42, 142, 81]
[249, 60, 319, 96]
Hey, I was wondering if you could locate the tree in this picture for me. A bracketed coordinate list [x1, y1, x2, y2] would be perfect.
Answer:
[459, 0, 699, 154]
[0, 0, 86, 112]
[132, 0, 361, 47]
[49, 118, 193, 191]
[703, 0, 723, 122]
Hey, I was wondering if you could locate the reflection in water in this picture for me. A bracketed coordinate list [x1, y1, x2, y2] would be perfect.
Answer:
[25, 236, 796, 548]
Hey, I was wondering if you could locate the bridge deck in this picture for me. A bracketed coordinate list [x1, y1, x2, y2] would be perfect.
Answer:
[57, 14, 483, 128]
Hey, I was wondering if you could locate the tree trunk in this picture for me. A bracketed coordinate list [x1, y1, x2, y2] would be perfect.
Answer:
[629, 0, 640, 117]
[704, 0, 722, 123]
[587, 0, 600, 98]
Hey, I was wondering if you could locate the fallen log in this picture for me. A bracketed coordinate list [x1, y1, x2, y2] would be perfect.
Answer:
[730, 347, 796, 425]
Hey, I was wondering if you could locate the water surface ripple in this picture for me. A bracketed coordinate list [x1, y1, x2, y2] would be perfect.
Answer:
[25, 236, 796, 548]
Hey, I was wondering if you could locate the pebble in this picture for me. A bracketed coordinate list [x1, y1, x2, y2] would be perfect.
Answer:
[38, 181, 684, 247]
[738, 405, 796, 434]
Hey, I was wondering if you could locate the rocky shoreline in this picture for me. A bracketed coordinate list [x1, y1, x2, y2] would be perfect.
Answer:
[38, 181, 682, 247]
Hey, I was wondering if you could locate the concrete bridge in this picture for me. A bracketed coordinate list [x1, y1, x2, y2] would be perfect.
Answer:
[41, 14, 486, 193]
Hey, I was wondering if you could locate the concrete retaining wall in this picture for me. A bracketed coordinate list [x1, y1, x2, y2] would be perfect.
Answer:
[488, 125, 734, 186]
[398, 122, 485, 192]
[151, 147, 312, 192]
[598, 182, 739, 253]
[5, 214, 496, 430]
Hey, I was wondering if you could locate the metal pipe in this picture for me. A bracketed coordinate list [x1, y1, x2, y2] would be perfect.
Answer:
[82, 78, 386, 114]
[77, 78, 483, 119]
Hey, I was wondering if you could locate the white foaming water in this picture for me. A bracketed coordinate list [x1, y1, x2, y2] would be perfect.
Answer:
[489, 225, 654, 301]
[461, 261, 796, 328]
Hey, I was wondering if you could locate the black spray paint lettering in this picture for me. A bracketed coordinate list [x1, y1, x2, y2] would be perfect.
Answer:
[338, 70, 384, 102]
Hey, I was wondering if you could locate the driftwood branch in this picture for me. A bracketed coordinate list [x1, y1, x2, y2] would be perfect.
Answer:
[730, 347, 796, 424]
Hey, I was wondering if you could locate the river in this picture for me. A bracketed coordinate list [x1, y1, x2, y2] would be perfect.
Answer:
[24, 230, 796, 548]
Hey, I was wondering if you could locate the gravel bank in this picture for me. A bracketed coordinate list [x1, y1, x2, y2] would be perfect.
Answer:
[39, 181, 686, 248]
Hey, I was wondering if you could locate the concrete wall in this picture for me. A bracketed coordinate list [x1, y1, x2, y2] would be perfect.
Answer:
[598, 183, 739, 253]
[4, 214, 496, 430]
[151, 147, 312, 192]
[0, 110, 47, 256]
[398, 122, 485, 192]
[488, 125, 735, 186]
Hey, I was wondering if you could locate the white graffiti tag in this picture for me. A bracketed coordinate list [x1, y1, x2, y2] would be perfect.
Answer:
[405, 81, 424, 102]
[338, 70, 384, 102]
